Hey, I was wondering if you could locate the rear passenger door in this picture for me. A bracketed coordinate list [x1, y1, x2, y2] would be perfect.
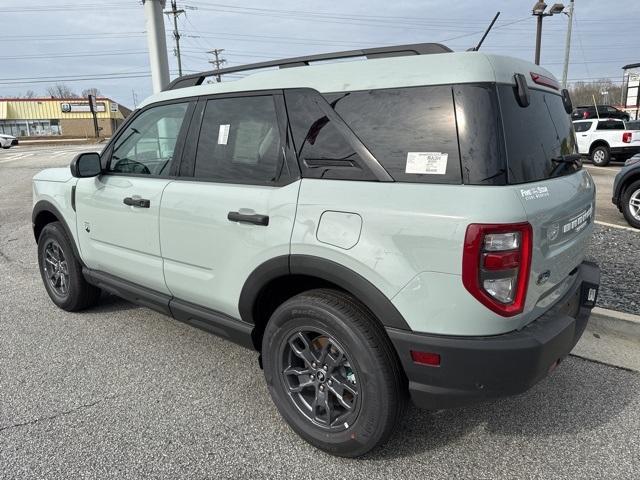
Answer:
[159, 92, 300, 318]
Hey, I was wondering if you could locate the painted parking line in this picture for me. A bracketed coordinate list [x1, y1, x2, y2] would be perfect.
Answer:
[0, 153, 34, 164]
[584, 165, 621, 173]
[595, 220, 639, 232]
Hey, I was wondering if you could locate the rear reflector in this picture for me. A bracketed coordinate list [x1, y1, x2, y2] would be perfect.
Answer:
[411, 350, 441, 367]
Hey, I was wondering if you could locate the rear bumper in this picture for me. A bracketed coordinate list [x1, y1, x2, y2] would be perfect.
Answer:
[11, 138, 18, 146]
[387, 260, 600, 410]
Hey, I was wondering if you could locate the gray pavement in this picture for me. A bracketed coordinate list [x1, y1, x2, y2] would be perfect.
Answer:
[583, 163, 630, 229]
[1, 145, 639, 479]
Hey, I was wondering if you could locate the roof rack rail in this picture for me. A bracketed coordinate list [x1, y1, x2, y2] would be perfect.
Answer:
[164, 42, 452, 91]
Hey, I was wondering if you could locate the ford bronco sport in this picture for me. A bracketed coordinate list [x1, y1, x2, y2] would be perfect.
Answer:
[32, 43, 600, 457]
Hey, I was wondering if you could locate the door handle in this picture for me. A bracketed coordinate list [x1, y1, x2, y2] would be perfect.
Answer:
[581, 134, 588, 137]
[227, 211, 269, 226]
[123, 196, 150, 208]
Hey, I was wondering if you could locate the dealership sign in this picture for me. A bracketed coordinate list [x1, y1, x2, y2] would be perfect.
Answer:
[60, 102, 106, 113]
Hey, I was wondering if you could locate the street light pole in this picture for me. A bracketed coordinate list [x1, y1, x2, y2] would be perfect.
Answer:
[535, 14, 543, 65]
[561, 0, 575, 88]
[143, 0, 170, 93]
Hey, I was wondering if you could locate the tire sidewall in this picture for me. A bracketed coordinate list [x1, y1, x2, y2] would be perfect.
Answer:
[37, 223, 81, 310]
[262, 298, 393, 456]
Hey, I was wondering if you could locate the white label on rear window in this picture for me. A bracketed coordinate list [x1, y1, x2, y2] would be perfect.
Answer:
[405, 152, 448, 175]
[218, 124, 230, 145]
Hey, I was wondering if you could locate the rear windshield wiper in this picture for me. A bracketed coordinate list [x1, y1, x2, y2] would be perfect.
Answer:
[551, 154, 582, 166]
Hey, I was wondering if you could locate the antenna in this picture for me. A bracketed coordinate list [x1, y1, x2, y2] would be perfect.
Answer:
[470, 11, 501, 51]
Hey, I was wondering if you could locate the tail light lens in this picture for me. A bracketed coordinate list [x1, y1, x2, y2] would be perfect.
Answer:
[462, 223, 533, 317]
[623, 132, 632, 143]
[583, 111, 590, 119]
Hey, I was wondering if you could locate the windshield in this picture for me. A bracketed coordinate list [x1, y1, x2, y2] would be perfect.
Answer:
[498, 85, 580, 184]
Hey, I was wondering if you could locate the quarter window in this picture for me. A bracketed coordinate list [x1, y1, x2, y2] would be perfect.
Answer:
[108, 102, 189, 176]
[573, 121, 593, 132]
[194, 96, 283, 183]
[597, 120, 624, 130]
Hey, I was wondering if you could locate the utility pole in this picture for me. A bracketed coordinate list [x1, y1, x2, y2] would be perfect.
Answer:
[131, 89, 139, 109]
[561, 0, 574, 89]
[142, 0, 170, 93]
[208, 49, 226, 82]
[164, 0, 185, 77]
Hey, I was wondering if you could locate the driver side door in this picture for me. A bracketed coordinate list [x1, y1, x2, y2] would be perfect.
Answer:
[75, 100, 193, 294]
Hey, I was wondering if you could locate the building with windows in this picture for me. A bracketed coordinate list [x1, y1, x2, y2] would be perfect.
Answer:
[622, 63, 640, 120]
[0, 97, 131, 138]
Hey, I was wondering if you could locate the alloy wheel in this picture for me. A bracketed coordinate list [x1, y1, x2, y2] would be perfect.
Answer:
[43, 239, 69, 297]
[281, 330, 360, 431]
[630, 189, 640, 221]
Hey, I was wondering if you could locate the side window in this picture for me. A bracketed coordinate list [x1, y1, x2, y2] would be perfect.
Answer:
[573, 121, 593, 132]
[597, 121, 624, 130]
[326, 85, 462, 184]
[108, 102, 189, 176]
[194, 96, 283, 183]
[285, 89, 376, 181]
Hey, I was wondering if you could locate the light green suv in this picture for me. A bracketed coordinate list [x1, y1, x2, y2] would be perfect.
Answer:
[32, 43, 601, 457]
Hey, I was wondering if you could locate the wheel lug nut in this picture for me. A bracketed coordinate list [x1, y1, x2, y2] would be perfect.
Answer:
[319, 385, 324, 391]
[312, 362, 317, 368]
[323, 365, 328, 371]
[328, 380, 333, 386]
[310, 374, 315, 380]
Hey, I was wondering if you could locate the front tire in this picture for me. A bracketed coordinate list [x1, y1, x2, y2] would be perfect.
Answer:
[37, 222, 101, 311]
[621, 179, 640, 229]
[590, 145, 610, 166]
[262, 289, 406, 457]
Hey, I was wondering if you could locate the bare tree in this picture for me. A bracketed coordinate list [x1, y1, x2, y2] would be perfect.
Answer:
[21, 90, 37, 98]
[81, 87, 101, 98]
[569, 78, 623, 106]
[46, 83, 79, 99]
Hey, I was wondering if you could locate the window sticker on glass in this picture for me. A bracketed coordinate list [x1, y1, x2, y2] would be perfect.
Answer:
[405, 152, 448, 174]
[218, 124, 230, 145]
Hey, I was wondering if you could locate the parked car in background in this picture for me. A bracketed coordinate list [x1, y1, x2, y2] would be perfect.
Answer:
[572, 105, 630, 121]
[573, 119, 640, 166]
[612, 154, 640, 228]
[0, 134, 18, 149]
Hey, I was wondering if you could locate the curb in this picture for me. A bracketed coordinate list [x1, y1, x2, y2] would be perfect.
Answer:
[588, 306, 640, 339]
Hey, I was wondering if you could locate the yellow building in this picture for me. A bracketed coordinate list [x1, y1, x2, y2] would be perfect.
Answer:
[0, 97, 131, 138]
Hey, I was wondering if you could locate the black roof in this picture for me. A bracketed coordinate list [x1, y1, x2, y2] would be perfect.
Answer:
[623, 63, 640, 70]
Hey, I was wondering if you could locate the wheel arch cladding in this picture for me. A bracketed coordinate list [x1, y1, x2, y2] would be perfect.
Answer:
[240, 255, 412, 350]
[590, 140, 610, 153]
[32, 201, 82, 261]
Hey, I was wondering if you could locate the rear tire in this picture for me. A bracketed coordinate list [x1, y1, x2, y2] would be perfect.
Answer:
[37, 222, 101, 311]
[262, 289, 406, 457]
[621, 179, 640, 229]
[590, 145, 610, 166]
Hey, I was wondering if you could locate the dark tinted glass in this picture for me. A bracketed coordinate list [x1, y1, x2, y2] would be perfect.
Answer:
[326, 86, 461, 184]
[597, 120, 625, 130]
[194, 96, 282, 183]
[498, 85, 580, 184]
[454, 84, 506, 185]
[109, 102, 188, 176]
[285, 90, 374, 181]
[573, 121, 593, 132]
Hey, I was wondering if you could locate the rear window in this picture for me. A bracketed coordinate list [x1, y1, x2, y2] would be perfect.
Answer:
[325, 86, 462, 184]
[573, 121, 593, 132]
[498, 85, 579, 184]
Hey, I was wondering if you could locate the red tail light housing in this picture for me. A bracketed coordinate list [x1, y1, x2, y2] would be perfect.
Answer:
[462, 223, 533, 317]
[583, 111, 590, 119]
[623, 132, 632, 143]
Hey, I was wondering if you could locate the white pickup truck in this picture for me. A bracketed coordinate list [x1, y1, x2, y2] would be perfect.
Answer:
[573, 119, 640, 166]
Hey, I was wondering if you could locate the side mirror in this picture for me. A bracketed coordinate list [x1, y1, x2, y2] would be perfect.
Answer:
[561, 88, 573, 114]
[70, 152, 101, 178]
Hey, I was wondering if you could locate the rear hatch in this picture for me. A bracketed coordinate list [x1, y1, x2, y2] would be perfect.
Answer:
[497, 83, 595, 319]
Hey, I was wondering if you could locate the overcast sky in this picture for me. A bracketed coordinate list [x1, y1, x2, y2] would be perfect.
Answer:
[2, 0, 639, 109]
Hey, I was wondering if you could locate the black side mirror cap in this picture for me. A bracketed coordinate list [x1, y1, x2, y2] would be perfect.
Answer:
[514, 73, 530, 107]
[561, 88, 573, 114]
[70, 152, 102, 178]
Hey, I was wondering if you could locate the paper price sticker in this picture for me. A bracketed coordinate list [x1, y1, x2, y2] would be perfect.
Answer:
[405, 152, 448, 175]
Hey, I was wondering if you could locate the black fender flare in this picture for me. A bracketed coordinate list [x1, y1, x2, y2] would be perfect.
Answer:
[32, 200, 82, 262]
[589, 140, 610, 154]
[238, 254, 411, 331]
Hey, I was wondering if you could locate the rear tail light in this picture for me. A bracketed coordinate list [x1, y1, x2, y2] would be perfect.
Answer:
[623, 132, 632, 143]
[462, 223, 533, 317]
[583, 111, 590, 119]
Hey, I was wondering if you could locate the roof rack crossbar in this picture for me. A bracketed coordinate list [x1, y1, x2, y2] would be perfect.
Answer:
[164, 42, 452, 91]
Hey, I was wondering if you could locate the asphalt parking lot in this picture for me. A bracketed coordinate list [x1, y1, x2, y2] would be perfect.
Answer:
[1, 145, 639, 479]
